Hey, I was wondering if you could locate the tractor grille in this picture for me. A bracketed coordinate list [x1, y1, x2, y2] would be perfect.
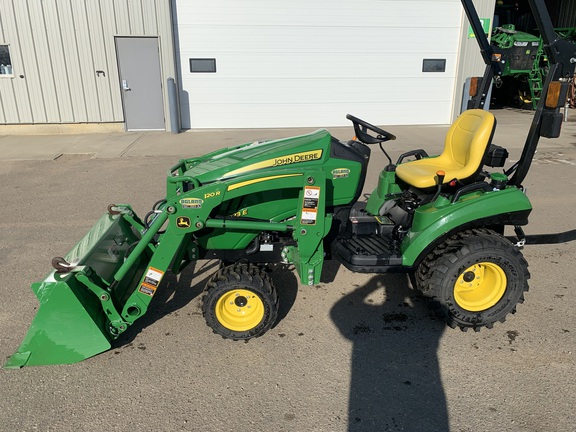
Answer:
[507, 44, 539, 71]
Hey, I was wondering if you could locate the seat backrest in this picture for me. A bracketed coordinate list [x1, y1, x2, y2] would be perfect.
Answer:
[394, 109, 496, 189]
[441, 109, 496, 171]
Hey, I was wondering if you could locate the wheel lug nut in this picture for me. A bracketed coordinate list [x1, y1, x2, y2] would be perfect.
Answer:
[463, 271, 476, 283]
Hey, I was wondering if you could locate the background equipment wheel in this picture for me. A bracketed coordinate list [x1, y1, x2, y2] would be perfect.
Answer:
[202, 262, 279, 340]
[415, 229, 530, 331]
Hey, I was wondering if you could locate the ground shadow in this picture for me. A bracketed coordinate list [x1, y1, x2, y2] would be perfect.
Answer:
[115, 260, 219, 346]
[116, 261, 300, 344]
[330, 274, 449, 431]
[321, 259, 342, 284]
[266, 264, 299, 327]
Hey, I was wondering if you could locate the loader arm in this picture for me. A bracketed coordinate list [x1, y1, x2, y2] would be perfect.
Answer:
[6, 130, 366, 367]
[460, 0, 503, 110]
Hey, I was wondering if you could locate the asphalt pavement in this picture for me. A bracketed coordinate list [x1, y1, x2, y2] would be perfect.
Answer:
[0, 108, 575, 432]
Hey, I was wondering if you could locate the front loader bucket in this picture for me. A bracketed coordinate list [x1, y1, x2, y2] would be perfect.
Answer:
[5, 209, 146, 368]
[4, 277, 113, 368]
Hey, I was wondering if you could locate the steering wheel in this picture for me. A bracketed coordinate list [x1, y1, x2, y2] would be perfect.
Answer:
[346, 114, 396, 144]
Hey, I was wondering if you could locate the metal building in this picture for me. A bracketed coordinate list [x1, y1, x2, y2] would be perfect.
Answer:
[0, 0, 176, 132]
[0, 0, 505, 133]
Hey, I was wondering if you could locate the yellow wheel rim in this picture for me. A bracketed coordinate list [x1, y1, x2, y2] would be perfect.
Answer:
[215, 289, 265, 331]
[454, 262, 507, 312]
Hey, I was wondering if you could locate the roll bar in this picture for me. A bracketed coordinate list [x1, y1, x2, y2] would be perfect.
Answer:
[460, 0, 576, 186]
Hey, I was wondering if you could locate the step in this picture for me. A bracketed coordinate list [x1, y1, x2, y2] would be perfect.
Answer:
[333, 234, 403, 273]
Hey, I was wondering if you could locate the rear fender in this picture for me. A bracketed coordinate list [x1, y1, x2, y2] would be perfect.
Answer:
[401, 187, 532, 267]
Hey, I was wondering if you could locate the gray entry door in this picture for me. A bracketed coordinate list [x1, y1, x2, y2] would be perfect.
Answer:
[116, 37, 165, 131]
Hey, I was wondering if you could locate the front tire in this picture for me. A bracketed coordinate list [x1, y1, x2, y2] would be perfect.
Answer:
[416, 229, 530, 331]
[202, 262, 279, 340]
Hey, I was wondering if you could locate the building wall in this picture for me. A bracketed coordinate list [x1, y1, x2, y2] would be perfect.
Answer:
[452, 0, 496, 121]
[0, 0, 176, 128]
[558, 0, 576, 27]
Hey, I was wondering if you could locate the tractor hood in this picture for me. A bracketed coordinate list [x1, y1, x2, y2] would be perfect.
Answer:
[182, 129, 333, 184]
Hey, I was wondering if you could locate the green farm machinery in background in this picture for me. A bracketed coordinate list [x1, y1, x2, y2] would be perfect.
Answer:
[491, 24, 576, 109]
[5, 0, 576, 368]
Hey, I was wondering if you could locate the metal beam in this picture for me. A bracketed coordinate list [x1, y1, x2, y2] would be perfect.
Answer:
[508, 0, 576, 186]
[459, 0, 502, 109]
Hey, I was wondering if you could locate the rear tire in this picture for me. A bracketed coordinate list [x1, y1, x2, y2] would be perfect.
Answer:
[202, 262, 279, 340]
[416, 229, 530, 331]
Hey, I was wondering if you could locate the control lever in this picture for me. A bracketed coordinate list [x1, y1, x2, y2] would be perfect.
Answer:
[431, 170, 445, 203]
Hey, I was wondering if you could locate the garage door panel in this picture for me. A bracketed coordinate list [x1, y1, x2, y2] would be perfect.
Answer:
[178, 27, 459, 54]
[185, 101, 453, 129]
[180, 53, 457, 79]
[185, 77, 455, 104]
[182, 77, 455, 128]
[176, 0, 461, 28]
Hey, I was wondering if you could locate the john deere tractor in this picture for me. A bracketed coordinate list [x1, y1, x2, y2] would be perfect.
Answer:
[491, 23, 576, 109]
[6, 0, 576, 367]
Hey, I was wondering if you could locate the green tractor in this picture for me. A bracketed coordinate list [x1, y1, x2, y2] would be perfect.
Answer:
[491, 24, 576, 109]
[6, 0, 576, 367]
[491, 24, 545, 109]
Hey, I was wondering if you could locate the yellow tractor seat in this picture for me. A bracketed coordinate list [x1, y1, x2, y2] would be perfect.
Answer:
[395, 109, 496, 189]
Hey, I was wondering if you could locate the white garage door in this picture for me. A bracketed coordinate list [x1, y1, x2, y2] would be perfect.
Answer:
[175, 0, 463, 129]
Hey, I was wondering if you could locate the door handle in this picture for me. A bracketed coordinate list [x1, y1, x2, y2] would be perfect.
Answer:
[122, 79, 131, 92]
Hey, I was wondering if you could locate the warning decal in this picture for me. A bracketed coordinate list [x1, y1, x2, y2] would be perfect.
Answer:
[138, 267, 165, 297]
[139, 285, 156, 296]
[301, 186, 320, 225]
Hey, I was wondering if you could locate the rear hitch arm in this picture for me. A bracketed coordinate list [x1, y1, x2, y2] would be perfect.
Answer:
[507, 226, 576, 246]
